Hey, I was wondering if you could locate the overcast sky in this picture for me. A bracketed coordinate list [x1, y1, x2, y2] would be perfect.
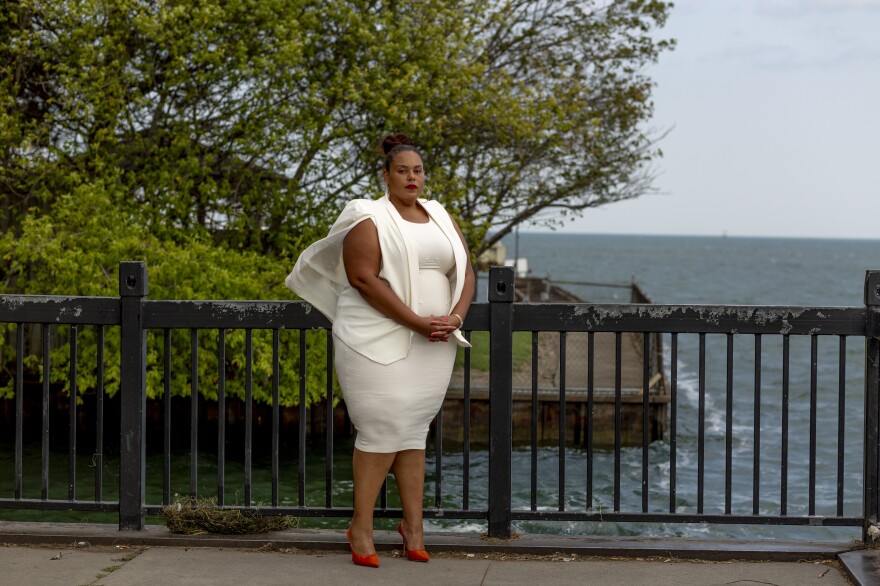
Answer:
[556, 0, 880, 239]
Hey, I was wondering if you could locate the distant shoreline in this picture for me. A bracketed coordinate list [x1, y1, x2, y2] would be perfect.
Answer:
[506, 231, 880, 243]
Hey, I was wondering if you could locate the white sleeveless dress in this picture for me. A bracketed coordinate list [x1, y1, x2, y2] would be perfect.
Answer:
[333, 216, 458, 452]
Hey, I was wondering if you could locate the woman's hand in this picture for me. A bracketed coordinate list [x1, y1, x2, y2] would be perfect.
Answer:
[419, 315, 458, 342]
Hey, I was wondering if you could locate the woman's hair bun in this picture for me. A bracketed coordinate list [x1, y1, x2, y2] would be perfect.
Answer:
[381, 133, 415, 156]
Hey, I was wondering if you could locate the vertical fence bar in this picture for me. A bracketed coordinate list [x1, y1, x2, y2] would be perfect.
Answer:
[753, 334, 762, 515]
[68, 325, 78, 501]
[326, 333, 334, 509]
[272, 329, 280, 507]
[41, 323, 49, 500]
[838, 335, 846, 517]
[217, 329, 226, 506]
[245, 329, 253, 506]
[642, 332, 650, 513]
[488, 266, 514, 538]
[809, 335, 818, 516]
[14, 324, 24, 500]
[435, 409, 443, 509]
[586, 331, 594, 510]
[698, 333, 706, 514]
[530, 331, 538, 511]
[614, 332, 622, 512]
[781, 334, 790, 516]
[434, 419, 443, 509]
[190, 329, 199, 500]
[463, 330, 472, 510]
[119, 261, 148, 530]
[298, 330, 307, 507]
[95, 326, 104, 503]
[725, 333, 733, 515]
[163, 329, 171, 505]
[669, 333, 678, 513]
[863, 271, 880, 540]
[558, 332, 566, 512]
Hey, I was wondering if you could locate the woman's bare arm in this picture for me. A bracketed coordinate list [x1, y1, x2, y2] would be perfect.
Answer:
[342, 219, 456, 341]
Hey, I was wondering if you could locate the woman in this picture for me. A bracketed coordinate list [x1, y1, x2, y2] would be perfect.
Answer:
[286, 133, 475, 568]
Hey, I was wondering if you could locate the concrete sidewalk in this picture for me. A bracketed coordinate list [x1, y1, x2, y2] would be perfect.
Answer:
[0, 543, 857, 586]
[0, 522, 876, 585]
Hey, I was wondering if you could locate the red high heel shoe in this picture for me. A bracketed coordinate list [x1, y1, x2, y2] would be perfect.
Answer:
[397, 522, 430, 562]
[347, 528, 379, 568]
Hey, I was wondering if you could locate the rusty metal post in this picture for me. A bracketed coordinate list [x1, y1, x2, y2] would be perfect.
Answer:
[119, 261, 148, 530]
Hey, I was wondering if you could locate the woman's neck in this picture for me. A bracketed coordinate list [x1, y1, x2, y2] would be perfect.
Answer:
[390, 196, 428, 223]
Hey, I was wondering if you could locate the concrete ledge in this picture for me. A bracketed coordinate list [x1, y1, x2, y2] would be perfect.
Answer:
[838, 549, 880, 586]
[0, 521, 853, 562]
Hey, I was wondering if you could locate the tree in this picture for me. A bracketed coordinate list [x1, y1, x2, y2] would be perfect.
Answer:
[2, 0, 673, 251]
[0, 0, 674, 403]
[422, 0, 675, 252]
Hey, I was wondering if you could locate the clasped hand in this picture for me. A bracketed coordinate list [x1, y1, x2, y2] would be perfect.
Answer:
[422, 315, 459, 342]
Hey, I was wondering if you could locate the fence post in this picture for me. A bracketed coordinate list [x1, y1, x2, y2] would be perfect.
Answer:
[864, 270, 880, 542]
[119, 261, 148, 530]
[488, 266, 515, 538]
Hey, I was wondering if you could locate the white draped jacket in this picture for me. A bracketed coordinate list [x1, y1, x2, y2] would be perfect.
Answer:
[285, 195, 471, 365]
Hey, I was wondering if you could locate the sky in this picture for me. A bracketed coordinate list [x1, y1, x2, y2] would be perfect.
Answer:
[557, 0, 880, 239]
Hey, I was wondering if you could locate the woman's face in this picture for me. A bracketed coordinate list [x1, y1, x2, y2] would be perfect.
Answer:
[383, 150, 424, 203]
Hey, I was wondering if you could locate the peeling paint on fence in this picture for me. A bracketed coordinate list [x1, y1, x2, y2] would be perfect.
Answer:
[59, 306, 84, 318]
[0, 295, 121, 325]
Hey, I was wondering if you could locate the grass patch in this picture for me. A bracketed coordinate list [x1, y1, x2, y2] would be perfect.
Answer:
[162, 497, 299, 535]
[94, 565, 122, 581]
[456, 331, 533, 372]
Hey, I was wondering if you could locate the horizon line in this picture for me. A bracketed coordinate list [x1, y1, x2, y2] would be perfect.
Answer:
[505, 230, 880, 242]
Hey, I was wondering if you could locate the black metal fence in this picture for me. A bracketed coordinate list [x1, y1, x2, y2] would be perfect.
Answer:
[1, 262, 879, 542]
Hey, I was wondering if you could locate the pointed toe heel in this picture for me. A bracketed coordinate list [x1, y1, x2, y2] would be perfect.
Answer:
[347, 528, 380, 568]
[397, 522, 430, 562]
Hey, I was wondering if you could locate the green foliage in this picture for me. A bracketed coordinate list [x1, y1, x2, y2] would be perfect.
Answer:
[0, 180, 332, 405]
[0, 0, 674, 404]
[422, 0, 677, 251]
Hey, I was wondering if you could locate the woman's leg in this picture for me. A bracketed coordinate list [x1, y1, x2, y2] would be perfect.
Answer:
[392, 449, 426, 550]
[350, 448, 396, 554]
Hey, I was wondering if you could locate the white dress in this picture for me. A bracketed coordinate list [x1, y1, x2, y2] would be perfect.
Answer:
[334, 216, 458, 452]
